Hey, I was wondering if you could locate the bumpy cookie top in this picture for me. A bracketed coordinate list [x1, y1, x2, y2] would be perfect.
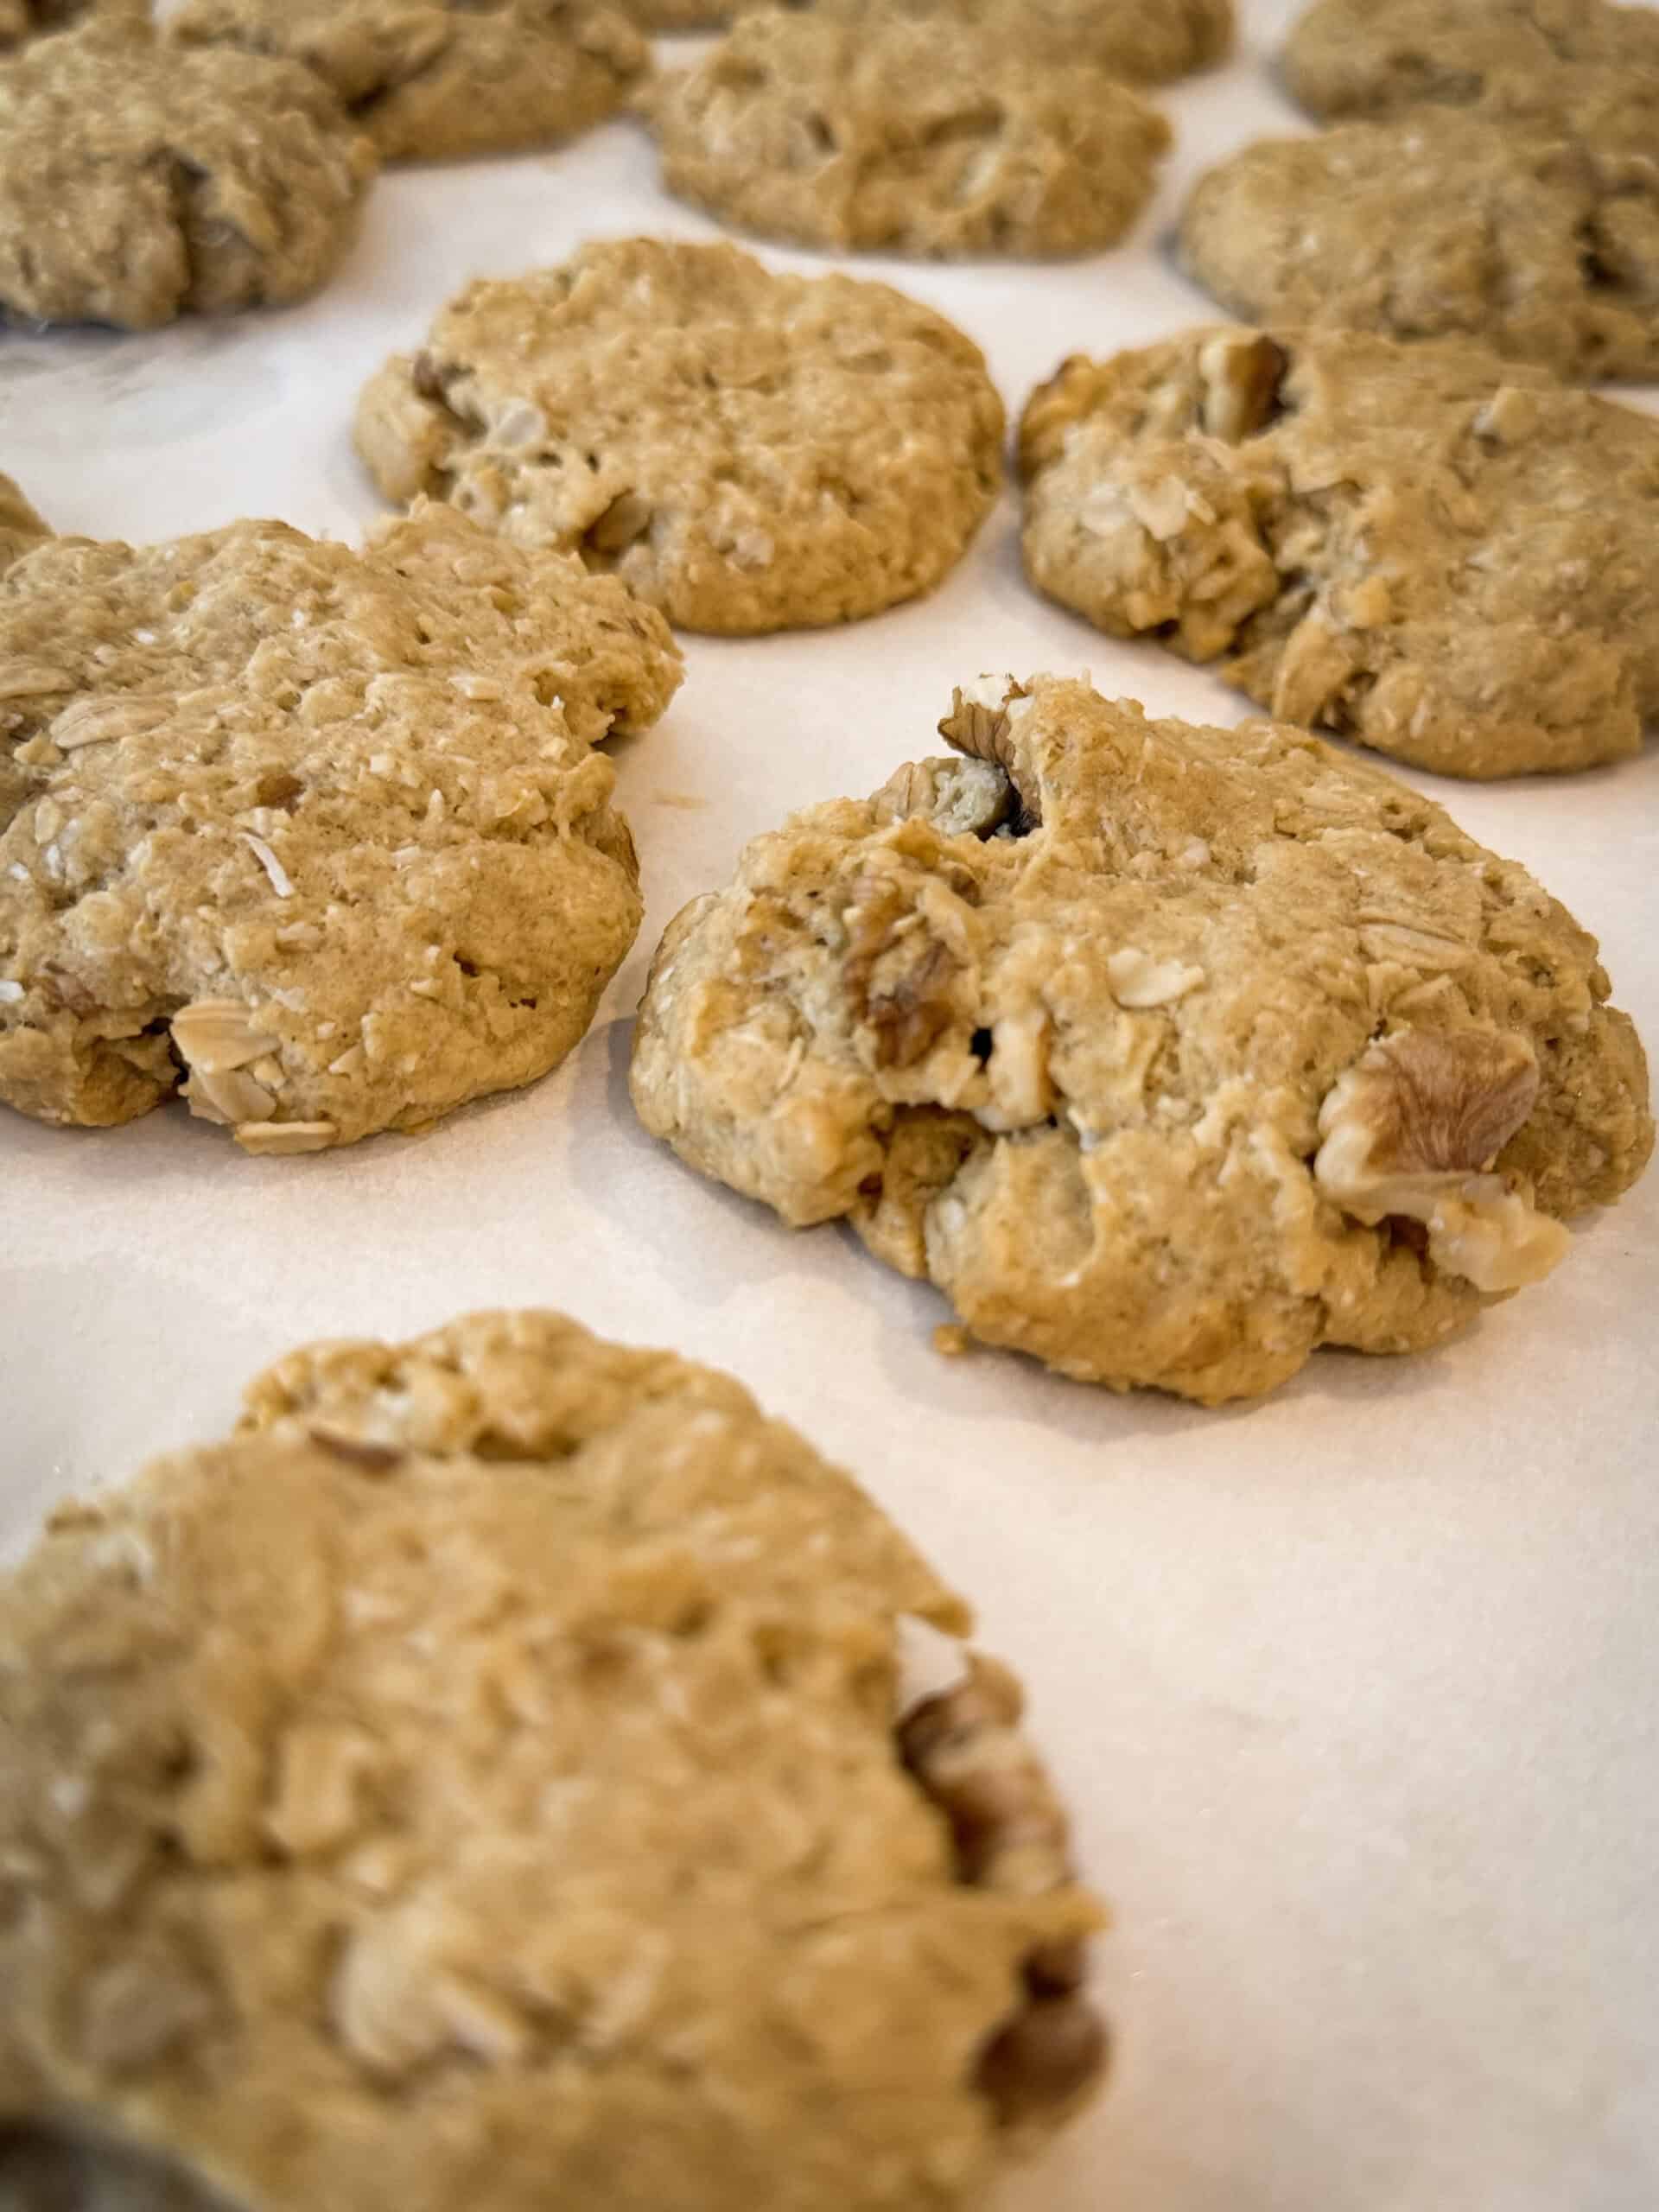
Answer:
[169, 0, 647, 163]
[0, 1310, 1103, 2212]
[1018, 327, 1659, 779]
[0, 505, 681, 1149]
[632, 677, 1652, 1404]
[0, 23, 376, 330]
[355, 238, 1005, 634]
[1179, 103, 1659, 383]
[0, 471, 48, 566]
[646, 13, 1173, 259]
[1283, 0, 1659, 120]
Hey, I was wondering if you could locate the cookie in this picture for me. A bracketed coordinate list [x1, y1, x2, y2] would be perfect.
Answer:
[0, 23, 375, 330]
[0, 1308, 1105, 2212]
[645, 12, 1173, 259]
[0, 472, 48, 566]
[632, 675, 1653, 1405]
[1179, 99, 1659, 383]
[1282, 0, 1659, 124]
[0, 504, 682, 1151]
[810, 0, 1231, 82]
[169, 0, 647, 164]
[620, 0, 1230, 79]
[356, 238, 1005, 635]
[1017, 327, 1659, 779]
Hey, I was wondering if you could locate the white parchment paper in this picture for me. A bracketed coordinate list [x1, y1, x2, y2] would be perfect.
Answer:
[3, 5, 1656, 2205]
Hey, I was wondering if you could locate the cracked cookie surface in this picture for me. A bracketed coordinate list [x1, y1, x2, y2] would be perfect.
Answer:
[1018, 327, 1659, 779]
[0, 503, 681, 1151]
[356, 238, 1005, 634]
[0, 1308, 1104, 2212]
[0, 23, 376, 330]
[646, 13, 1171, 259]
[631, 676, 1651, 1404]
[1283, 0, 1659, 122]
[1180, 100, 1659, 382]
[170, 0, 647, 164]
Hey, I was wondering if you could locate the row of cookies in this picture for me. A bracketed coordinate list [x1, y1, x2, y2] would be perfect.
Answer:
[0, 0, 1235, 331]
[3, 380, 1651, 1414]
[1179, 0, 1659, 379]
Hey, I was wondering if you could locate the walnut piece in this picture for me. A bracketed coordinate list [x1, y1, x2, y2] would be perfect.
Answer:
[1314, 1029, 1569, 1293]
[1197, 331, 1288, 442]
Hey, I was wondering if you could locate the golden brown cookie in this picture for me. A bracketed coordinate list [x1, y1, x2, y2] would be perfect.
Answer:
[0, 1308, 1105, 2212]
[169, 0, 647, 163]
[631, 676, 1652, 1404]
[1283, 0, 1659, 122]
[356, 238, 1005, 634]
[645, 11, 1172, 258]
[1179, 95, 1659, 382]
[1018, 327, 1659, 779]
[0, 22, 375, 329]
[0, 505, 681, 1150]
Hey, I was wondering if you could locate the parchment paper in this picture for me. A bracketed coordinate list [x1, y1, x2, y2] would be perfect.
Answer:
[3, 5, 1656, 2204]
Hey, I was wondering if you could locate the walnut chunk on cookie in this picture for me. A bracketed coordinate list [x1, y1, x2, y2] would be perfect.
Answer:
[1018, 327, 1659, 779]
[645, 12, 1172, 260]
[0, 504, 681, 1150]
[631, 677, 1651, 1405]
[0, 1309, 1104, 2212]
[356, 238, 1005, 634]
[169, 0, 648, 165]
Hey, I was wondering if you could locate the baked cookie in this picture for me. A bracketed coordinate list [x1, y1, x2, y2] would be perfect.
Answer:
[1283, 0, 1659, 123]
[1179, 105, 1659, 383]
[356, 238, 1005, 634]
[632, 677, 1653, 1404]
[1018, 327, 1659, 779]
[0, 505, 681, 1150]
[169, 0, 647, 164]
[620, 0, 1230, 78]
[0, 1309, 1105, 2212]
[645, 12, 1173, 259]
[0, 471, 48, 566]
[0, 22, 375, 330]
[0, 0, 144, 51]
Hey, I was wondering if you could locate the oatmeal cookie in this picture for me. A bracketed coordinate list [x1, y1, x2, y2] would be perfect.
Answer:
[169, 0, 647, 164]
[356, 238, 1004, 634]
[0, 1309, 1105, 2212]
[0, 22, 375, 330]
[0, 504, 681, 1150]
[645, 13, 1172, 259]
[631, 676, 1652, 1404]
[0, 472, 48, 566]
[1179, 99, 1659, 382]
[1018, 327, 1659, 779]
[1282, 0, 1659, 123]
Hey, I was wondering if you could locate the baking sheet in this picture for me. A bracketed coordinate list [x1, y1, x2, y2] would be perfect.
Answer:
[4, 3, 1658, 2203]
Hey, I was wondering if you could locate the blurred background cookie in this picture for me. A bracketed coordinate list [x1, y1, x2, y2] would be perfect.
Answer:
[169, 0, 648, 164]
[645, 10, 1172, 257]
[0, 23, 377, 328]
